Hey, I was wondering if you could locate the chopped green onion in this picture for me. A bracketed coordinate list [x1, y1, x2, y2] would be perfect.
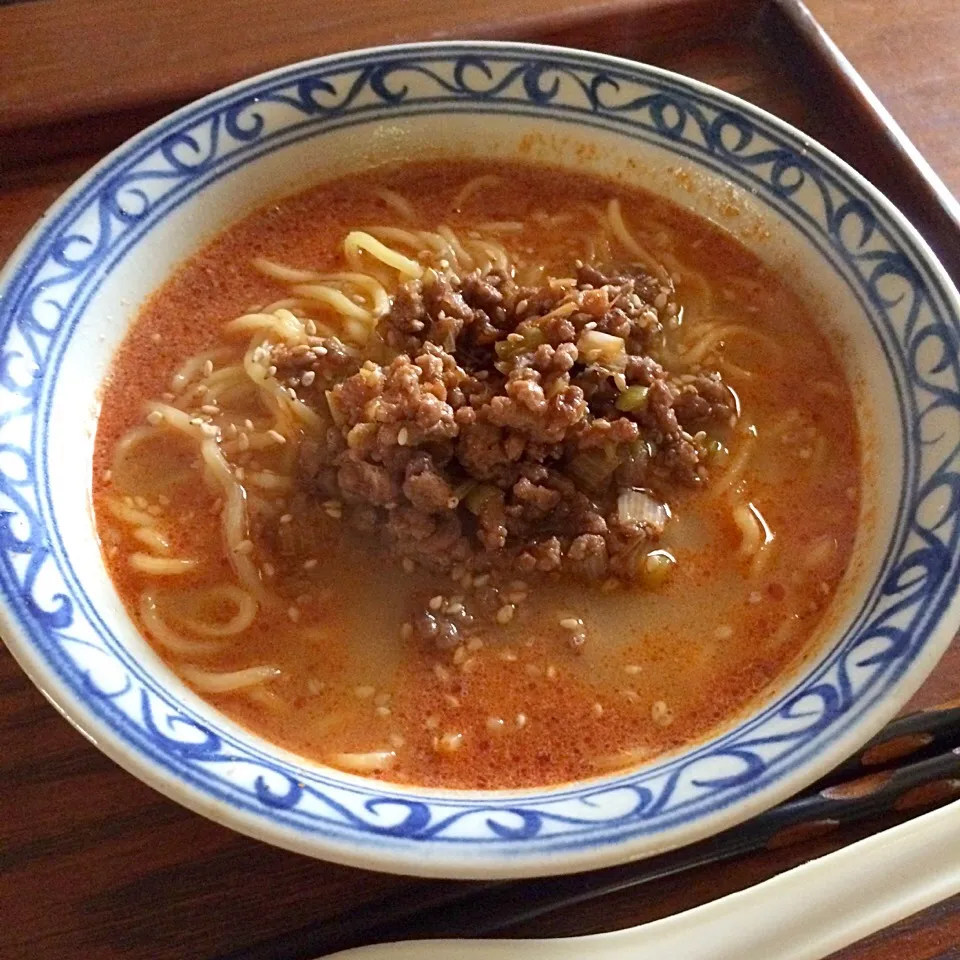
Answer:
[638, 549, 676, 588]
[577, 330, 626, 368]
[615, 385, 650, 412]
[568, 447, 619, 492]
[464, 484, 501, 515]
[495, 326, 545, 360]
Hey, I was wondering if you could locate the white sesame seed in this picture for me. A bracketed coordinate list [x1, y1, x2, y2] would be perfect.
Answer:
[624, 664, 643, 675]
[397, 427, 409, 446]
[134, 496, 148, 508]
[200, 404, 219, 415]
[445, 601, 464, 615]
[195, 384, 208, 396]
[435, 732, 463, 753]
[591, 702, 604, 718]
[238, 432, 250, 451]
[267, 429, 286, 445]
[452, 646, 467, 665]
[203, 359, 214, 377]
[559, 617, 583, 631]
[715, 624, 733, 640]
[748, 591, 763, 604]
[444, 693, 461, 708]
[433, 663, 452, 684]
[102, 469, 113, 483]
[402, 558, 415, 573]
[486, 716, 506, 734]
[389, 733, 405, 748]
[262, 562, 275, 577]
[279, 514, 293, 524]
[499, 649, 518, 662]
[375, 705, 391, 718]
[267, 365, 277, 377]
[303, 558, 318, 570]
[507, 590, 527, 604]
[146, 410, 164, 426]
[353, 685, 376, 699]
[424, 715, 440, 730]
[546, 665, 558, 680]
[515, 713, 527, 729]
[151, 332, 162, 344]
[400, 622, 413, 640]
[466, 637, 483, 653]
[287, 606, 301, 622]
[620, 689, 641, 704]
[200, 422, 219, 437]
[429, 595, 444, 611]
[301, 370, 316, 386]
[307, 678, 324, 695]
[473, 573, 490, 587]
[244, 419, 254, 430]
[652, 700, 674, 726]
[234, 467, 245, 482]
[496, 603, 516, 624]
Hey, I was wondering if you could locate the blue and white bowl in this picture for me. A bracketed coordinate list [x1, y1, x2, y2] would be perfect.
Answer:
[2, 42, 959, 879]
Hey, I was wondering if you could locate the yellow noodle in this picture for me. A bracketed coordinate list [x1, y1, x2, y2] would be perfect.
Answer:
[607, 199, 670, 283]
[179, 663, 281, 693]
[327, 750, 397, 773]
[129, 552, 197, 575]
[175, 584, 258, 637]
[709, 432, 756, 499]
[477, 221, 524, 233]
[289, 284, 374, 322]
[452, 174, 503, 209]
[105, 496, 157, 528]
[373, 187, 417, 221]
[170, 347, 233, 393]
[343, 231, 423, 280]
[252, 258, 323, 284]
[133, 527, 170, 554]
[140, 591, 222, 656]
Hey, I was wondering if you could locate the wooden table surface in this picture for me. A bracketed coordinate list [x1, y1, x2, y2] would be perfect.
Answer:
[3, 1, 960, 958]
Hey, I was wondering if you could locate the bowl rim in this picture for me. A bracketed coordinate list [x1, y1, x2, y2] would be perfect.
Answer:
[2, 38, 959, 878]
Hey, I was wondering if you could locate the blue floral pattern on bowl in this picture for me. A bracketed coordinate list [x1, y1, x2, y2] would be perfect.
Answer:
[1, 43, 958, 877]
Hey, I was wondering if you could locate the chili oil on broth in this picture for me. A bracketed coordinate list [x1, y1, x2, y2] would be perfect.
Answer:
[92, 160, 859, 790]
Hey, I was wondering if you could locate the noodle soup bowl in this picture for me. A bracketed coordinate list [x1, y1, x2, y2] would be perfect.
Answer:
[2, 41, 959, 878]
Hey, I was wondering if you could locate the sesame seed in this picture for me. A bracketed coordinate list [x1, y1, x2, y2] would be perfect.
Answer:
[429, 595, 444, 611]
[466, 637, 483, 653]
[301, 370, 316, 386]
[262, 562, 275, 577]
[307, 678, 324, 695]
[238, 432, 250, 451]
[715, 624, 733, 640]
[546, 665, 558, 680]
[287, 606, 300, 622]
[445, 601, 463, 615]
[401, 558, 415, 573]
[499, 649, 518, 662]
[486, 716, 506, 734]
[279, 514, 293, 524]
[451, 564, 465, 581]
[525, 663, 541, 678]
[460, 657, 477, 674]
[400, 622, 413, 640]
[433, 663, 452, 684]
[134, 496, 148, 508]
[473, 573, 490, 587]
[507, 590, 527, 604]
[354, 685, 376, 699]
[374, 691, 391, 707]
[424, 715, 440, 730]
[397, 427, 409, 446]
[200, 404, 219, 415]
[620, 689, 641, 704]
[102, 469, 113, 483]
[203, 359, 214, 377]
[234, 467, 245, 482]
[303, 558, 318, 570]
[375, 706, 391, 718]
[652, 700, 674, 726]
[496, 603, 515, 624]
[559, 617, 583, 631]
[624, 664, 643, 675]
[267, 429, 286, 445]
[389, 733, 405, 748]
[435, 732, 463, 754]
[267, 365, 277, 377]
[453, 646, 467, 665]
[444, 693, 461, 708]
[591, 702, 604, 718]
[151, 332, 162, 344]
[244, 419, 254, 430]
[146, 410, 164, 426]
[515, 713, 527, 729]
[147, 505, 162, 516]
[748, 591, 763, 604]
[200, 422, 219, 437]
[195, 384, 208, 396]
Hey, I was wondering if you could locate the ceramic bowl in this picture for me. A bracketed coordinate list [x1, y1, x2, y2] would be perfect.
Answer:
[2, 41, 959, 879]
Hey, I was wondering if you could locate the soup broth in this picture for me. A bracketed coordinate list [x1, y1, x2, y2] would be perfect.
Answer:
[93, 160, 859, 789]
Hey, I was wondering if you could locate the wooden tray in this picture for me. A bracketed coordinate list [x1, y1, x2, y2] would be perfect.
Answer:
[2, 1, 960, 959]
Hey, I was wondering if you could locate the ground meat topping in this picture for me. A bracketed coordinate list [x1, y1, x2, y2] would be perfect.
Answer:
[291, 261, 736, 587]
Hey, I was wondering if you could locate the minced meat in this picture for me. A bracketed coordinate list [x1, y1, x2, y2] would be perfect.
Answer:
[275, 261, 736, 581]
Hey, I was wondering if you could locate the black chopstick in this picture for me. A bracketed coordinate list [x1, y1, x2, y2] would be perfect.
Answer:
[215, 702, 960, 960]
